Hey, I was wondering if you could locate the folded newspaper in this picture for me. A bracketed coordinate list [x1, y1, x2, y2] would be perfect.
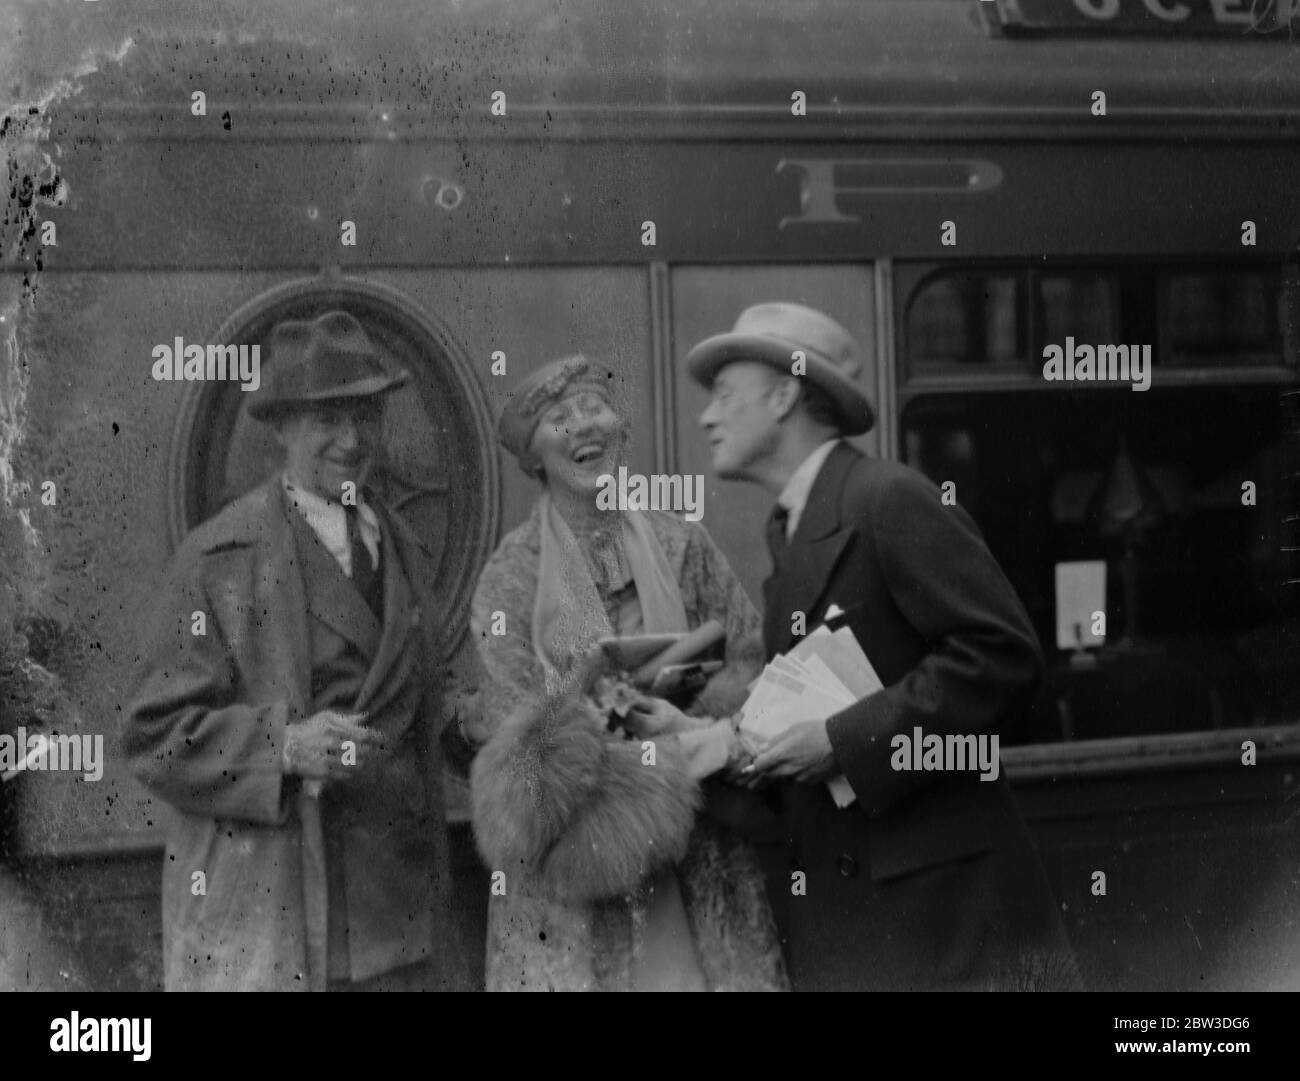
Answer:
[739, 624, 883, 808]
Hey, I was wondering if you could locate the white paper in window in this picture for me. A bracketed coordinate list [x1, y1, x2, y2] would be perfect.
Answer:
[1055, 560, 1107, 651]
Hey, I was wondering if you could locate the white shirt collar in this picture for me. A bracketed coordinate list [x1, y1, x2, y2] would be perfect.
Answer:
[776, 439, 840, 541]
[281, 474, 380, 576]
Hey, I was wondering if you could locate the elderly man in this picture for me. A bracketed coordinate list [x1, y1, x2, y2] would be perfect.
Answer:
[125, 310, 466, 992]
[685, 302, 1080, 991]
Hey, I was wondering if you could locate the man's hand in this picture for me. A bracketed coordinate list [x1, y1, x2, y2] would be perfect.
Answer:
[725, 722, 766, 786]
[745, 719, 837, 784]
[283, 710, 386, 783]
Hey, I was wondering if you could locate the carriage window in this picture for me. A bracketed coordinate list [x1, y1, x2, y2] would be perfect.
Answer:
[901, 387, 1299, 743]
[902, 262, 1295, 382]
[1164, 271, 1286, 367]
[905, 270, 1024, 369]
[1041, 273, 1117, 347]
[900, 258, 1299, 743]
[905, 269, 1120, 374]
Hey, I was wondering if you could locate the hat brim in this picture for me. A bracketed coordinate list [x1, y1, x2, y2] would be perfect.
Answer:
[684, 332, 874, 436]
[248, 369, 412, 421]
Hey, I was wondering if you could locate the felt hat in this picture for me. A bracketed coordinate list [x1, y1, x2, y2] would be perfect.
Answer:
[248, 310, 410, 421]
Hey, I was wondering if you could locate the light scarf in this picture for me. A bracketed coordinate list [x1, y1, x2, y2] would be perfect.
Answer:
[531, 495, 688, 691]
[530, 495, 708, 990]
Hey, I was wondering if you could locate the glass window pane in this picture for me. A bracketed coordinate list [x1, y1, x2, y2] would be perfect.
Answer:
[1166, 272, 1283, 366]
[901, 387, 1297, 740]
[1041, 273, 1116, 346]
[906, 270, 1023, 369]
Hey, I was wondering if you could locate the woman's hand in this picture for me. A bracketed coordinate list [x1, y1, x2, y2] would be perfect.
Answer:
[623, 696, 704, 738]
[675, 719, 744, 781]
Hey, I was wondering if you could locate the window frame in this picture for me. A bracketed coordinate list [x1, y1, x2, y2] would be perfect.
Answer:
[895, 257, 1299, 400]
[892, 256, 1300, 749]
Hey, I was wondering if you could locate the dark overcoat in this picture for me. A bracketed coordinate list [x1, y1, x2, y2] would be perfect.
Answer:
[124, 479, 465, 991]
[761, 442, 1080, 991]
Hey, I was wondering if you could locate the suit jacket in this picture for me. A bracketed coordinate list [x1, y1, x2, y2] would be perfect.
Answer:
[124, 479, 465, 991]
[761, 442, 1079, 991]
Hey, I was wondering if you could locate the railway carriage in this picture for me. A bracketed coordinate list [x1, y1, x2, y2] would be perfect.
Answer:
[2, 0, 1299, 990]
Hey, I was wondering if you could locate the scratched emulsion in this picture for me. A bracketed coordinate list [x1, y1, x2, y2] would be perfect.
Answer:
[0, 20, 141, 991]
[0, 0, 1297, 995]
[0, 0, 547, 992]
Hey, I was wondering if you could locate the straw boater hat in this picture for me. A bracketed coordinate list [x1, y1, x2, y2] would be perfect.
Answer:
[683, 302, 875, 435]
[248, 310, 411, 422]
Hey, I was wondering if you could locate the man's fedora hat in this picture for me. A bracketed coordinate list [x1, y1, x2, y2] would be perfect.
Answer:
[248, 310, 411, 421]
[684, 302, 874, 435]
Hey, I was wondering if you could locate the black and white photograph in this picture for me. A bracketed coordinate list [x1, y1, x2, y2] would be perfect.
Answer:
[1, 0, 1298, 1054]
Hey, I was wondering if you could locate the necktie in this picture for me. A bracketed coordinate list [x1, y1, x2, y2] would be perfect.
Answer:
[765, 504, 790, 575]
[345, 504, 382, 616]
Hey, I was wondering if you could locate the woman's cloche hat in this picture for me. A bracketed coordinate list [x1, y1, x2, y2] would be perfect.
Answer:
[497, 355, 617, 472]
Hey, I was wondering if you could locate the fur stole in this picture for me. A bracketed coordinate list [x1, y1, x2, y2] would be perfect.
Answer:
[471, 685, 700, 903]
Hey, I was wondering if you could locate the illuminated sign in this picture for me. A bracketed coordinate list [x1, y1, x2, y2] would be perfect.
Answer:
[985, 0, 1300, 36]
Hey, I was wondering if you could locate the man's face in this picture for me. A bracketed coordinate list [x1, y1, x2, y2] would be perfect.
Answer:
[698, 361, 784, 480]
[528, 388, 625, 496]
[275, 398, 383, 502]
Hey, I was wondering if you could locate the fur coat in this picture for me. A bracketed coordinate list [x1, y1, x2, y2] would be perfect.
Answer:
[469, 505, 787, 991]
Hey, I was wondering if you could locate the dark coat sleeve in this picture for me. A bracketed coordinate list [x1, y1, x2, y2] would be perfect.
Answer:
[122, 545, 291, 825]
[824, 466, 1043, 817]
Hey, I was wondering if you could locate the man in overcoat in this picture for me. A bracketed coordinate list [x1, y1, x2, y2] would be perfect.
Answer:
[685, 302, 1080, 991]
[125, 310, 467, 991]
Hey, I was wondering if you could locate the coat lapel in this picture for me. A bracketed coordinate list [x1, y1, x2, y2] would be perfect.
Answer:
[354, 504, 423, 713]
[764, 442, 860, 657]
[285, 498, 383, 660]
[218, 484, 313, 720]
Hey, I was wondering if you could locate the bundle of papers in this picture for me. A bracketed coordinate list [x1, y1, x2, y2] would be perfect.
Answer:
[739, 624, 884, 808]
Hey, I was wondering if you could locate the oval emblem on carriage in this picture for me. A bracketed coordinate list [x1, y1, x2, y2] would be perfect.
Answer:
[165, 276, 500, 658]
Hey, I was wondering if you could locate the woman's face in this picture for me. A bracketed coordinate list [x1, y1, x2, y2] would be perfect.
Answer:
[529, 388, 625, 497]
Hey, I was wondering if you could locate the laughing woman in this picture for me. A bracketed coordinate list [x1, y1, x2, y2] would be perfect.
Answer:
[468, 355, 787, 992]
